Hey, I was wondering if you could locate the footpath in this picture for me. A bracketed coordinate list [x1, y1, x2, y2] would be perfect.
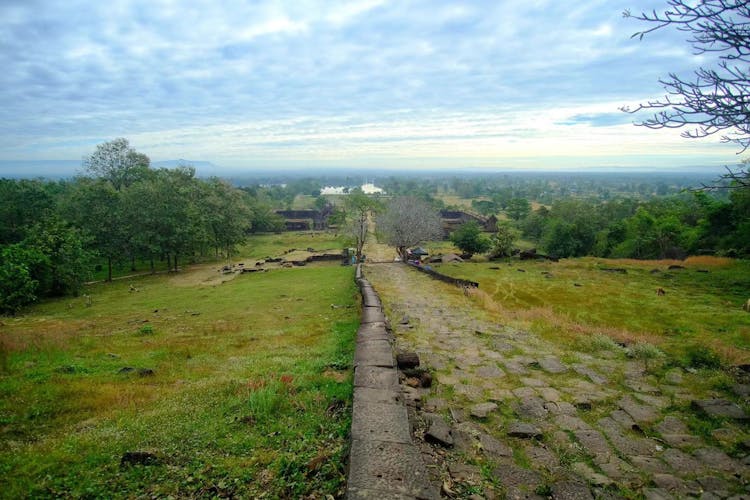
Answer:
[352, 256, 749, 499]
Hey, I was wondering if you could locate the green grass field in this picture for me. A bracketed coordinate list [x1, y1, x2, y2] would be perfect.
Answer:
[431, 256, 750, 364]
[0, 232, 358, 498]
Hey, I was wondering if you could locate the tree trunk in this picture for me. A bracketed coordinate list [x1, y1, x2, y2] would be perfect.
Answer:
[107, 256, 113, 282]
[130, 255, 136, 272]
[150, 257, 155, 274]
[174, 254, 178, 272]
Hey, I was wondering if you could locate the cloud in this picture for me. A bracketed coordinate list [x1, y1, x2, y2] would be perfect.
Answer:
[0, 0, 736, 170]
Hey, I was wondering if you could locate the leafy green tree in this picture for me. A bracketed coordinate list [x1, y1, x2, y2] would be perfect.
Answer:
[542, 219, 582, 258]
[0, 244, 41, 314]
[23, 218, 94, 296]
[450, 221, 491, 257]
[506, 198, 531, 221]
[83, 138, 151, 191]
[488, 222, 519, 259]
[471, 199, 499, 216]
[64, 179, 127, 281]
[199, 178, 251, 259]
[0, 179, 56, 244]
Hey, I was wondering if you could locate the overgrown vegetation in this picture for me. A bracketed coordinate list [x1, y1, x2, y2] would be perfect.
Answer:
[0, 261, 358, 497]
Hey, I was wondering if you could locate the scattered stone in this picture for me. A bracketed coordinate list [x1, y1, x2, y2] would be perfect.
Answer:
[515, 396, 548, 420]
[448, 462, 482, 483]
[538, 387, 561, 402]
[118, 366, 135, 374]
[652, 473, 687, 494]
[692, 447, 737, 473]
[519, 377, 547, 387]
[137, 368, 155, 377]
[491, 460, 542, 489]
[663, 368, 683, 385]
[572, 364, 608, 385]
[732, 384, 750, 398]
[691, 399, 749, 420]
[399, 315, 410, 325]
[555, 414, 594, 432]
[470, 402, 498, 419]
[507, 421, 542, 439]
[451, 426, 477, 453]
[598, 417, 656, 456]
[550, 481, 593, 500]
[668, 265, 685, 270]
[475, 364, 505, 378]
[526, 444, 558, 470]
[618, 395, 660, 425]
[55, 365, 77, 374]
[539, 356, 567, 374]
[121, 451, 160, 467]
[642, 488, 673, 500]
[574, 430, 612, 463]
[631, 456, 670, 474]
[478, 432, 512, 458]
[571, 462, 613, 487]
[544, 401, 577, 416]
[661, 448, 703, 473]
[424, 413, 454, 447]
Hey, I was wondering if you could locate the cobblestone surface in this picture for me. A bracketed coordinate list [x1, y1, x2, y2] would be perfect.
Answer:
[365, 261, 750, 499]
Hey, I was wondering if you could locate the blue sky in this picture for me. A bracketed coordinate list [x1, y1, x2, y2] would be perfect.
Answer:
[0, 0, 740, 172]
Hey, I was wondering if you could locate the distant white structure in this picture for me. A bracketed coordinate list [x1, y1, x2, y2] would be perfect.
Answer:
[320, 182, 385, 195]
[361, 182, 384, 194]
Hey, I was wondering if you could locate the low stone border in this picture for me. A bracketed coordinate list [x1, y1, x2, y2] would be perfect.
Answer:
[407, 262, 479, 288]
[346, 264, 439, 499]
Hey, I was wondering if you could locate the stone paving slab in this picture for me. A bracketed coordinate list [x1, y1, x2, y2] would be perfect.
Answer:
[354, 365, 399, 389]
[351, 400, 412, 444]
[361, 306, 386, 324]
[356, 322, 392, 342]
[354, 340, 395, 368]
[354, 387, 402, 405]
[347, 439, 440, 499]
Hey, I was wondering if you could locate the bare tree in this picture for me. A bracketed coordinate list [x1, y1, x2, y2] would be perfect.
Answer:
[622, 1, 750, 152]
[344, 189, 382, 262]
[377, 197, 443, 261]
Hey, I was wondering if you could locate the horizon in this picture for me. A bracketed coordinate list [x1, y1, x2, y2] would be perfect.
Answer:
[0, 0, 741, 172]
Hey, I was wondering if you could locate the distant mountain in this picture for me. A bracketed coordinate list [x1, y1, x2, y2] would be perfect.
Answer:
[152, 159, 220, 172]
[0, 159, 221, 179]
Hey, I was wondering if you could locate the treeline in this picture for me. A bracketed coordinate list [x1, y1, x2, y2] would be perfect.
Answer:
[0, 139, 286, 314]
[516, 189, 750, 259]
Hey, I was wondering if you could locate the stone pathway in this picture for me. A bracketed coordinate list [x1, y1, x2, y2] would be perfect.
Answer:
[364, 261, 750, 499]
[347, 266, 440, 499]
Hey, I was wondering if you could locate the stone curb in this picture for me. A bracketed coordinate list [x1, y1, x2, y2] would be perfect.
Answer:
[346, 264, 439, 500]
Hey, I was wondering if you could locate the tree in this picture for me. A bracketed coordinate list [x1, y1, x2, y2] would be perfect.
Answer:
[506, 198, 531, 221]
[344, 189, 382, 261]
[377, 197, 443, 261]
[83, 138, 151, 191]
[0, 244, 40, 314]
[450, 221, 491, 257]
[623, 1, 750, 152]
[488, 222, 519, 259]
[198, 178, 251, 260]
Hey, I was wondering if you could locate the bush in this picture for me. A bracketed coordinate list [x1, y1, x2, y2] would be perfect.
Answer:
[682, 344, 722, 369]
[450, 221, 490, 257]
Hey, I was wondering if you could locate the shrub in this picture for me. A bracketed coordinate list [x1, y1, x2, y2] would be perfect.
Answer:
[682, 344, 722, 369]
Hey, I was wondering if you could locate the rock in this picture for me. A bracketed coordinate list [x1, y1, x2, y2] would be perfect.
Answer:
[419, 371, 432, 388]
[652, 473, 687, 494]
[405, 377, 421, 388]
[478, 432, 512, 458]
[574, 430, 612, 463]
[550, 481, 593, 500]
[731, 384, 750, 397]
[120, 451, 160, 466]
[691, 399, 749, 420]
[448, 462, 481, 483]
[399, 315, 410, 325]
[424, 413, 454, 447]
[663, 368, 683, 385]
[396, 352, 420, 369]
[491, 460, 542, 489]
[571, 462, 613, 487]
[515, 396, 548, 420]
[118, 366, 135, 374]
[55, 365, 77, 374]
[470, 402, 498, 419]
[539, 356, 568, 374]
[137, 368, 155, 377]
[507, 421, 542, 439]
[618, 395, 660, 425]
[693, 447, 738, 473]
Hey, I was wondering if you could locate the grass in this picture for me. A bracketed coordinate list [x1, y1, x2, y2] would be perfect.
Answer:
[431, 257, 750, 364]
[236, 230, 351, 262]
[0, 234, 359, 498]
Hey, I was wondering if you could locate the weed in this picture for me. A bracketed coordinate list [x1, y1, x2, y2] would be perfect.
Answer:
[137, 324, 154, 335]
[681, 344, 723, 369]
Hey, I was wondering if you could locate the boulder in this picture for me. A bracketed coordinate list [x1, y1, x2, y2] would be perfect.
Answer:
[396, 352, 420, 369]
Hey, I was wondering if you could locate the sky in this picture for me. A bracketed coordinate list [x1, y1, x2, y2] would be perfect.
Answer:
[0, 0, 742, 173]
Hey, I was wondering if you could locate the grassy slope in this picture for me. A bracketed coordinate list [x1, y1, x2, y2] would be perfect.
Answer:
[0, 235, 358, 498]
[432, 256, 750, 363]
